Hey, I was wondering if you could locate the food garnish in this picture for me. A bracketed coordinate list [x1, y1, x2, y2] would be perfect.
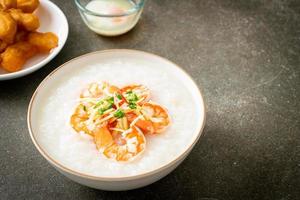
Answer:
[70, 82, 171, 162]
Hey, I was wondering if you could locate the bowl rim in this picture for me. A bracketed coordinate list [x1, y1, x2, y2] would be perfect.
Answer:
[0, 0, 69, 81]
[74, 0, 146, 17]
[27, 49, 206, 181]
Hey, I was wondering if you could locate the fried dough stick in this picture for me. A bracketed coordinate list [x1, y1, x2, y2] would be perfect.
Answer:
[0, 11, 16, 43]
[9, 8, 39, 31]
[17, 0, 39, 13]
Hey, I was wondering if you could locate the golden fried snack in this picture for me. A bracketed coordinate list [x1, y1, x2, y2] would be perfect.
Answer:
[1, 44, 25, 72]
[0, 39, 7, 52]
[28, 32, 58, 53]
[0, 0, 59, 73]
[14, 41, 37, 58]
[9, 8, 39, 31]
[17, 0, 39, 13]
[1, 41, 36, 72]
[0, 0, 17, 10]
[14, 29, 27, 42]
[0, 12, 16, 43]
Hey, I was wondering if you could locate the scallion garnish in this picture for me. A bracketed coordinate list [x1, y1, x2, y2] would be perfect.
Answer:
[107, 97, 114, 104]
[97, 108, 105, 115]
[114, 109, 125, 118]
[125, 91, 139, 102]
[129, 103, 137, 109]
[94, 97, 114, 114]
[116, 93, 122, 100]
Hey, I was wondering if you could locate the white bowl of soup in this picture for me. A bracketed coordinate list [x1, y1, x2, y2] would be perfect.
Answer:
[27, 49, 206, 191]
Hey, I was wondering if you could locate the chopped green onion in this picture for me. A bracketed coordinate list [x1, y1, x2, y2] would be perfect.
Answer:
[83, 105, 87, 111]
[94, 97, 114, 109]
[129, 103, 137, 109]
[98, 106, 112, 115]
[114, 109, 125, 118]
[107, 97, 114, 104]
[97, 108, 105, 115]
[116, 93, 122, 100]
[126, 92, 138, 102]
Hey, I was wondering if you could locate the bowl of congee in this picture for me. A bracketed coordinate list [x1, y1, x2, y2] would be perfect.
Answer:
[27, 49, 206, 191]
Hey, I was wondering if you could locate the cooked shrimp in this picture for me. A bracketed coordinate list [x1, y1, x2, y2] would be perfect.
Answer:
[70, 104, 92, 136]
[80, 82, 120, 99]
[141, 102, 170, 133]
[80, 82, 104, 98]
[70, 82, 171, 162]
[94, 125, 146, 162]
[126, 112, 154, 134]
[121, 84, 150, 104]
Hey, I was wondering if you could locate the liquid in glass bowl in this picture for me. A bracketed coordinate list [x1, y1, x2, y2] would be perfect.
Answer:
[75, 0, 145, 36]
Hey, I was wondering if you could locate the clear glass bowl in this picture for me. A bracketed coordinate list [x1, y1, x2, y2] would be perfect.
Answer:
[75, 0, 145, 36]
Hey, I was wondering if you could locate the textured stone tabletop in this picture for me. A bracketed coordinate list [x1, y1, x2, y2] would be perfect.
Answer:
[0, 0, 299, 199]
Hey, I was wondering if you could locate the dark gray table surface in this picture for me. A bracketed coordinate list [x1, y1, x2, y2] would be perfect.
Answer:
[0, 0, 299, 199]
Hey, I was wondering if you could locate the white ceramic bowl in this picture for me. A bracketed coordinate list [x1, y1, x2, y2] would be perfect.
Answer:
[27, 49, 206, 191]
[0, 0, 69, 81]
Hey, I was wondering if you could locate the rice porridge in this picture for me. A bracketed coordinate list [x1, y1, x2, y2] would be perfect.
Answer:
[35, 59, 201, 177]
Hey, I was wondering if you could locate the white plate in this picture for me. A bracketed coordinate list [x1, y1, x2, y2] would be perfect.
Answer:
[28, 49, 206, 190]
[0, 0, 69, 81]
